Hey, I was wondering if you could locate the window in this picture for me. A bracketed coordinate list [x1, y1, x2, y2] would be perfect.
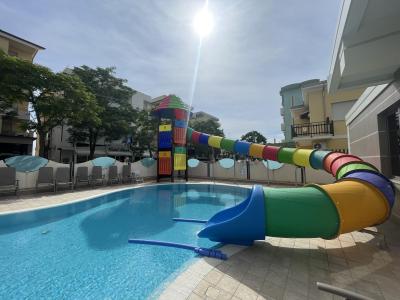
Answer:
[332, 100, 357, 121]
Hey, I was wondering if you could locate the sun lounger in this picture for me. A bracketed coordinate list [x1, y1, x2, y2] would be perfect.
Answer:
[0, 167, 18, 195]
[122, 164, 133, 183]
[36, 167, 55, 192]
[55, 167, 73, 192]
[90, 166, 105, 186]
[108, 165, 120, 184]
[75, 166, 90, 187]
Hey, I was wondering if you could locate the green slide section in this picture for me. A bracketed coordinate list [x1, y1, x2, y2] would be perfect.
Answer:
[263, 186, 340, 239]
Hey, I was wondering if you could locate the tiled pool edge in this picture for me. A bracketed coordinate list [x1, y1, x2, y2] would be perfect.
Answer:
[158, 244, 247, 300]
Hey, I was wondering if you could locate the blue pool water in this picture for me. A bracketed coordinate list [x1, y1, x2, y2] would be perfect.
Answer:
[0, 184, 249, 299]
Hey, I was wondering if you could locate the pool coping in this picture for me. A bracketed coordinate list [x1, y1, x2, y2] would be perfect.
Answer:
[0, 181, 252, 216]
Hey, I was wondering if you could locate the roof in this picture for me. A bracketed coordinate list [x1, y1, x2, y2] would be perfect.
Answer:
[280, 79, 321, 94]
[0, 29, 45, 50]
[152, 95, 190, 117]
[328, 0, 400, 92]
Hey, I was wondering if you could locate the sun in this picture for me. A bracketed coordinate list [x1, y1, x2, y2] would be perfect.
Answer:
[193, 6, 214, 38]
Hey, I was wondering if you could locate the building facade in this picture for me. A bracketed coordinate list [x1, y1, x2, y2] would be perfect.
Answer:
[130, 91, 154, 111]
[328, 0, 400, 220]
[291, 80, 365, 151]
[0, 30, 44, 160]
[279, 79, 320, 143]
[48, 91, 155, 163]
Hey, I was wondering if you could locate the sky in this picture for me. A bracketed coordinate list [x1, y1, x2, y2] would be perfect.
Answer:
[0, 0, 341, 141]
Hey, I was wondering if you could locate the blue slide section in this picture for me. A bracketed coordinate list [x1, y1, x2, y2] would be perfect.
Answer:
[197, 185, 266, 245]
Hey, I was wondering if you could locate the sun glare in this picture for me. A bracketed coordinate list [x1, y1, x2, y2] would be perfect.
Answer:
[193, 6, 214, 38]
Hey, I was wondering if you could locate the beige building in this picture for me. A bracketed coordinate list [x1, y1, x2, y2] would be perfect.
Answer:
[0, 30, 44, 160]
[290, 80, 365, 152]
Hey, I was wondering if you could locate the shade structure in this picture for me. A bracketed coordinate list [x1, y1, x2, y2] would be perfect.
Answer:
[199, 133, 210, 145]
[220, 138, 235, 152]
[152, 95, 190, 118]
[277, 148, 297, 164]
[343, 171, 395, 208]
[336, 162, 378, 179]
[234, 141, 251, 155]
[249, 144, 265, 159]
[323, 152, 345, 173]
[293, 149, 314, 167]
[262, 146, 280, 161]
[310, 150, 331, 170]
[330, 155, 361, 177]
[208, 136, 223, 148]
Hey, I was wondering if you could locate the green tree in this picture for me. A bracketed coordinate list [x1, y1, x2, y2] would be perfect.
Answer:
[129, 110, 157, 159]
[0, 52, 98, 158]
[189, 118, 224, 160]
[241, 130, 267, 144]
[69, 66, 135, 159]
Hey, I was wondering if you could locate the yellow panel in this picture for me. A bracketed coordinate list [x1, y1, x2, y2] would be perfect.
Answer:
[159, 151, 171, 158]
[174, 153, 187, 170]
[316, 180, 390, 234]
[208, 136, 223, 148]
[159, 124, 172, 132]
[293, 149, 314, 167]
[249, 144, 265, 159]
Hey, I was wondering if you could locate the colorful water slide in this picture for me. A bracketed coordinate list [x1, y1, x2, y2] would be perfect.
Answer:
[186, 127, 395, 245]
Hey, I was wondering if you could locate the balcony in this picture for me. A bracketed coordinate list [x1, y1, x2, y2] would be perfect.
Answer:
[291, 121, 334, 138]
[280, 107, 284, 116]
[281, 123, 285, 131]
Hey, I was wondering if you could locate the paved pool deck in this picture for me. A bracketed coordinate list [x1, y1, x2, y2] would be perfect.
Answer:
[1, 181, 399, 300]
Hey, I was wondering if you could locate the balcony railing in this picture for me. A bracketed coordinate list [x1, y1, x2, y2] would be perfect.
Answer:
[291, 121, 334, 138]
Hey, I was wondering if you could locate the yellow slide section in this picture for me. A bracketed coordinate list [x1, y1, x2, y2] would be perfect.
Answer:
[311, 180, 390, 235]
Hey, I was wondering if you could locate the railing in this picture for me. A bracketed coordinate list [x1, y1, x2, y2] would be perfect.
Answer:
[291, 121, 334, 137]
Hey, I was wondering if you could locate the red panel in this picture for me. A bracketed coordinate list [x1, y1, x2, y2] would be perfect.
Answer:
[323, 152, 345, 173]
[191, 131, 201, 144]
[262, 146, 280, 161]
[159, 157, 171, 175]
[174, 109, 187, 120]
[174, 127, 186, 144]
[330, 155, 362, 176]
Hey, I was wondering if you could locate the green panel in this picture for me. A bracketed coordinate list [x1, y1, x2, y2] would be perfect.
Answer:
[263, 186, 339, 239]
[277, 147, 296, 164]
[220, 138, 235, 152]
[174, 146, 186, 154]
[336, 162, 377, 179]
[186, 127, 194, 142]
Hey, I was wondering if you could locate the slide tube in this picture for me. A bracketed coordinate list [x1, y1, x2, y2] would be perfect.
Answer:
[185, 127, 395, 244]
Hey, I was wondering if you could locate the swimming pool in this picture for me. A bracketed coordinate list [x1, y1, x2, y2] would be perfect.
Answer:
[0, 184, 250, 299]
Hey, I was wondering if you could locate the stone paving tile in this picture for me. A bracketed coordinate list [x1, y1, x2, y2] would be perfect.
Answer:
[158, 219, 400, 300]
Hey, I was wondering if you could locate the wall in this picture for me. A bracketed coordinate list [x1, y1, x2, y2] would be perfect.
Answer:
[281, 87, 304, 142]
[0, 36, 9, 52]
[131, 91, 152, 111]
[346, 82, 400, 176]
